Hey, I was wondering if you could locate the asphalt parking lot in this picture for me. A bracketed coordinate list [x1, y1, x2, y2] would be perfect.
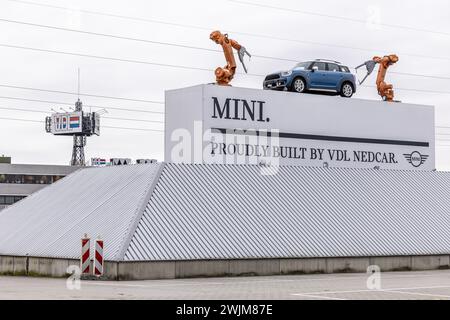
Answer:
[1, 270, 450, 299]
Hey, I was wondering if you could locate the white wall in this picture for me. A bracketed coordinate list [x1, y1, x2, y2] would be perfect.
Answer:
[166, 85, 435, 171]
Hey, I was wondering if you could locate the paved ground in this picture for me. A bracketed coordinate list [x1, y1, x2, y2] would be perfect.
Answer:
[1, 270, 450, 299]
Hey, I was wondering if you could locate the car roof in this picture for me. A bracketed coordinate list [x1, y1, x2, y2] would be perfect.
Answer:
[298, 61, 349, 67]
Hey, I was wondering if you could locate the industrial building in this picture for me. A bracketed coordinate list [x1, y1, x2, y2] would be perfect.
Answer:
[0, 163, 449, 280]
[0, 86, 445, 280]
[0, 157, 79, 211]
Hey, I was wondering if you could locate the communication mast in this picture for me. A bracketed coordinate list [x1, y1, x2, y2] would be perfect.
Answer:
[45, 71, 100, 165]
[71, 99, 87, 166]
[72, 69, 86, 166]
[45, 98, 100, 166]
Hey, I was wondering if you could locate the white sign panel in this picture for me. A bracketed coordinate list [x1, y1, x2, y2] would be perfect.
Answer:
[165, 85, 435, 171]
[51, 112, 83, 134]
[91, 158, 107, 166]
[93, 112, 100, 136]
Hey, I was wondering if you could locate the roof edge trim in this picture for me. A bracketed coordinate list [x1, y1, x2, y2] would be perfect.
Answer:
[116, 163, 166, 261]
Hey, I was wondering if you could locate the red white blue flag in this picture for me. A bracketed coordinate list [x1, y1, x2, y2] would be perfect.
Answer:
[69, 116, 80, 129]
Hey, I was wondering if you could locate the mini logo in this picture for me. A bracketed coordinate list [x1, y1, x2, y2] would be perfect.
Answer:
[404, 151, 429, 167]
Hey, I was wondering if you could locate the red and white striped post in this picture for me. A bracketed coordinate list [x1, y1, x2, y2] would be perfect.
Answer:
[80, 234, 90, 274]
[94, 236, 104, 277]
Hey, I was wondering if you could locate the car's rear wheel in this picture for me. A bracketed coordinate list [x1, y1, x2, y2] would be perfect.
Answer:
[340, 82, 354, 98]
[291, 77, 306, 93]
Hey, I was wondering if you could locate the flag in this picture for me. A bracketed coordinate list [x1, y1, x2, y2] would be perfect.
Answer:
[69, 116, 80, 129]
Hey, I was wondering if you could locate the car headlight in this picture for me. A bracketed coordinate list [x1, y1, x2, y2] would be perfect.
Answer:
[281, 70, 292, 77]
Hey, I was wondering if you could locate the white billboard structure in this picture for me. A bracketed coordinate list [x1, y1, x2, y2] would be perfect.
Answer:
[165, 84, 435, 171]
[45, 100, 101, 166]
[50, 112, 83, 135]
[91, 158, 132, 166]
[91, 158, 107, 166]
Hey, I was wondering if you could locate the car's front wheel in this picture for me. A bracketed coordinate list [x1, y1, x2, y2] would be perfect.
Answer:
[340, 82, 354, 98]
[291, 77, 306, 93]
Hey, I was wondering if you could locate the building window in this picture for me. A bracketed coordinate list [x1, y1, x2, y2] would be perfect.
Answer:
[0, 174, 65, 184]
[0, 195, 25, 205]
[24, 175, 34, 184]
[53, 175, 64, 183]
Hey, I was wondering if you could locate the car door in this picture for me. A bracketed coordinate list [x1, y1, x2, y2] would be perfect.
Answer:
[308, 62, 327, 88]
[325, 63, 344, 90]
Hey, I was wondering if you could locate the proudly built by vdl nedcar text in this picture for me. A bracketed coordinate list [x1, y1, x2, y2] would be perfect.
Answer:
[165, 84, 434, 171]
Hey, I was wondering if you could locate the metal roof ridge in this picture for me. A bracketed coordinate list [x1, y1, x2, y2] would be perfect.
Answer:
[116, 162, 166, 261]
[162, 162, 442, 174]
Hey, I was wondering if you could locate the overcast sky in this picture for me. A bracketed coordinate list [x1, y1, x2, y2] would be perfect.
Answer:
[1, 0, 450, 169]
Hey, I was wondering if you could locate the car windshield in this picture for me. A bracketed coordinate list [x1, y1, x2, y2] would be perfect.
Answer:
[293, 62, 311, 70]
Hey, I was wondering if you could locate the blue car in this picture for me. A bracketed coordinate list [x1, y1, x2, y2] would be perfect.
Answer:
[263, 59, 356, 98]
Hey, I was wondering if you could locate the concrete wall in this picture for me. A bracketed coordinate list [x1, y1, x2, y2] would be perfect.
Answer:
[28, 257, 79, 277]
[0, 255, 449, 280]
[0, 256, 117, 280]
[118, 261, 175, 280]
[117, 255, 450, 281]
[0, 183, 47, 196]
[0, 256, 27, 276]
[0, 163, 80, 175]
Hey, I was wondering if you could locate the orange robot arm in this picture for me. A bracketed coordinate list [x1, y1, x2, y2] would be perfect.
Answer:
[210, 30, 249, 86]
[230, 39, 242, 51]
[373, 54, 399, 102]
[225, 39, 242, 70]
[221, 38, 240, 70]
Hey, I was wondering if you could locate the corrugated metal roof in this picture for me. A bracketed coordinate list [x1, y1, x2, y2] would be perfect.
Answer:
[0, 163, 161, 260]
[2, 163, 450, 262]
[124, 164, 450, 261]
